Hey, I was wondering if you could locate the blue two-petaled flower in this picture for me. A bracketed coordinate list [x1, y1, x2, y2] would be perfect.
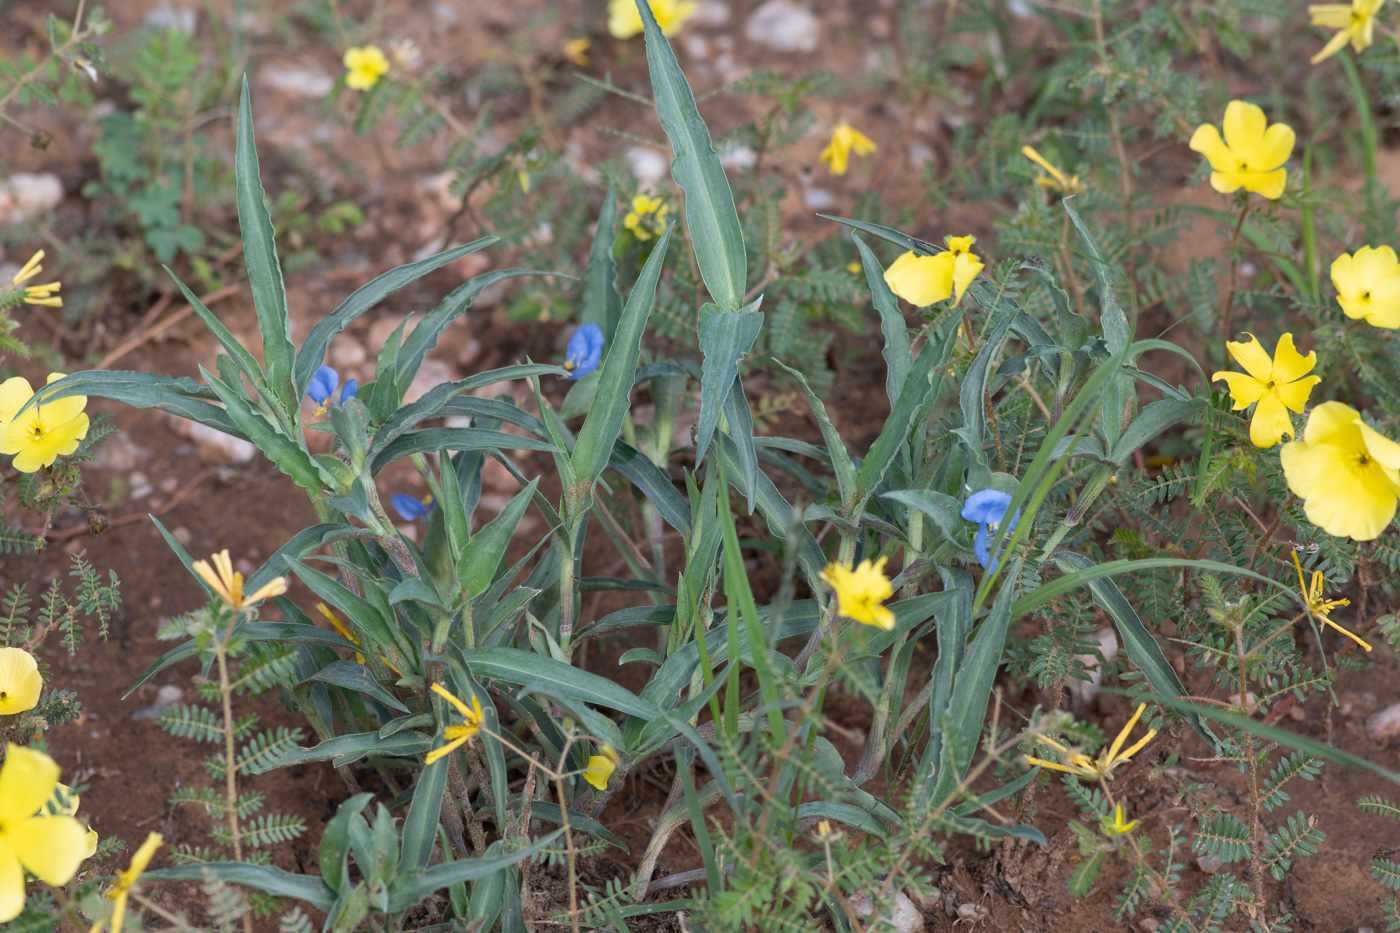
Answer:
[563, 324, 604, 380]
[391, 493, 435, 521]
[307, 364, 357, 415]
[961, 489, 1019, 571]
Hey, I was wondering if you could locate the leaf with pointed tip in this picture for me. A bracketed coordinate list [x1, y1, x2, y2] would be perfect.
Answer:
[853, 232, 912, 404]
[581, 185, 623, 342]
[695, 302, 763, 463]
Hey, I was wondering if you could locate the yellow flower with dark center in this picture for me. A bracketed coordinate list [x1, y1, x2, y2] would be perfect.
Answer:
[583, 743, 619, 790]
[624, 194, 670, 241]
[1292, 552, 1370, 651]
[883, 236, 985, 308]
[91, 831, 162, 933]
[1100, 804, 1139, 837]
[1331, 245, 1400, 329]
[191, 550, 288, 611]
[608, 0, 698, 39]
[0, 372, 89, 473]
[0, 746, 89, 922]
[564, 37, 591, 66]
[9, 250, 61, 307]
[1021, 145, 1084, 195]
[819, 557, 895, 630]
[1309, 0, 1387, 64]
[427, 683, 485, 765]
[1025, 703, 1157, 780]
[819, 122, 877, 176]
[0, 646, 43, 715]
[343, 46, 389, 91]
[1189, 101, 1295, 200]
[1280, 401, 1400, 541]
[1211, 333, 1320, 448]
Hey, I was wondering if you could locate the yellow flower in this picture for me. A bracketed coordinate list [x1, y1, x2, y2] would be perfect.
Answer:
[819, 557, 895, 630]
[1292, 552, 1371, 651]
[426, 682, 485, 766]
[1021, 145, 1084, 195]
[1309, 0, 1387, 64]
[0, 372, 90, 473]
[1281, 401, 1400, 541]
[343, 46, 389, 91]
[9, 250, 61, 307]
[608, 0, 698, 39]
[624, 194, 670, 241]
[1100, 804, 1139, 837]
[91, 831, 162, 933]
[48, 783, 99, 859]
[583, 743, 619, 790]
[1189, 101, 1296, 200]
[1330, 245, 1400, 329]
[813, 818, 843, 842]
[883, 236, 985, 308]
[0, 646, 43, 715]
[819, 122, 877, 176]
[1025, 703, 1157, 780]
[191, 550, 288, 611]
[1211, 333, 1320, 448]
[0, 746, 90, 922]
[564, 37, 592, 66]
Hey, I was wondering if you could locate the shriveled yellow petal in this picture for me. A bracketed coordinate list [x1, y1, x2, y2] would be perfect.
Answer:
[1104, 704, 1146, 765]
[583, 754, 616, 790]
[424, 734, 470, 766]
[431, 682, 473, 719]
[117, 832, 162, 887]
[1225, 334, 1274, 381]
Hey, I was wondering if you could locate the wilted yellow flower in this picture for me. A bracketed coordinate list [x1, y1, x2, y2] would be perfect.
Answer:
[191, 550, 288, 611]
[8, 250, 61, 307]
[608, 0, 697, 39]
[1021, 145, 1084, 195]
[1292, 552, 1371, 651]
[0, 646, 43, 715]
[819, 122, 877, 176]
[1281, 401, 1400, 541]
[427, 682, 485, 765]
[48, 783, 99, 859]
[813, 818, 844, 842]
[343, 46, 389, 91]
[624, 194, 670, 241]
[1100, 804, 1139, 837]
[389, 38, 421, 69]
[1331, 245, 1400, 329]
[91, 831, 162, 933]
[819, 557, 895, 630]
[883, 236, 984, 308]
[564, 37, 592, 66]
[0, 746, 90, 922]
[1211, 333, 1320, 448]
[1309, 0, 1387, 64]
[1025, 704, 1157, 780]
[0, 372, 90, 473]
[583, 743, 619, 790]
[1189, 101, 1295, 200]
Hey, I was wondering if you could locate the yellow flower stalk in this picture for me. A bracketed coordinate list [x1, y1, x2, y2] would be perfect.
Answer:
[608, 0, 697, 39]
[819, 557, 896, 630]
[1189, 101, 1296, 200]
[0, 746, 90, 922]
[1021, 145, 1084, 195]
[427, 682, 485, 765]
[91, 831, 162, 933]
[1025, 703, 1157, 780]
[191, 550, 288, 611]
[0, 646, 43, 715]
[0, 372, 90, 473]
[343, 45, 390, 91]
[1280, 401, 1400, 541]
[883, 236, 985, 308]
[624, 194, 670, 241]
[583, 743, 619, 790]
[1211, 333, 1320, 448]
[1101, 804, 1139, 837]
[1330, 245, 1400, 329]
[819, 122, 877, 176]
[9, 250, 61, 307]
[1309, 0, 1387, 64]
[563, 37, 591, 67]
[1292, 552, 1371, 651]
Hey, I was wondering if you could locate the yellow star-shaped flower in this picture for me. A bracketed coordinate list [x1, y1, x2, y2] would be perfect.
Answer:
[191, 550, 288, 611]
[1292, 552, 1371, 651]
[343, 45, 389, 91]
[1309, 0, 1387, 64]
[1211, 333, 1320, 448]
[1189, 101, 1296, 200]
[819, 557, 895, 630]
[819, 122, 877, 176]
[427, 683, 485, 766]
[607, 0, 698, 39]
[1281, 401, 1400, 541]
[1025, 704, 1157, 780]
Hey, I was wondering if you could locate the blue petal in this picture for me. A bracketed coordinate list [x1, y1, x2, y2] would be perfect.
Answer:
[564, 323, 605, 380]
[307, 364, 339, 404]
[391, 494, 433, 521]
[961, 488, 1013, 524]
[340, 379, 358, 403]
[973, 523, 990, 568]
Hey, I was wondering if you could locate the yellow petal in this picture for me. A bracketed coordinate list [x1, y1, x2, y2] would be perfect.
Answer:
[951, 251, 985, 306]
[1188, 124, 1235, 173]
[1225, 333, 1274, 381]
[1280, 437, 1336, 500]
[583, 754, 616, 790]
[1222, 100, 1267, 156]
[1114, 728, 1157, 765]
[1250, 393, 1296, 447]
[425, 734, 470, 766]
[0, 843, 24, 923]
[119, 831, 162, 885]
[1310, 3, 1356, 26]
[1251, 124, 1295, 172]
[0, 747, 60, 824]
[1357, 417, 1400, 469]
[431, 682, 473, 719]
[1212, 371, 1268, 409]
[1312, 26, 1355, 63]
[1302, 458, 1398, 540]
[1331, 252, 1362, 306]
[8, 813, 88, 885]
[1272, 376, 1319, 414]
[0, 377, 34, 422]
[1104, 703, 1145, 765]
[1270, 333, 1315, 383]
[1208, 169, 1246, 195]
[884, 252, 954, 307]
[1303, 401, 1364, 446]
[1247, 167, 1288, 200]
[0, 648, 42, 715]
[607, 0, 644, 38]
[1023, 756, 1078, 774]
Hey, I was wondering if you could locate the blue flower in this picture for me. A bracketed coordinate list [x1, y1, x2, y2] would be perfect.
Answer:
[961, 489, 1019, 570]
[307, 364, 357, 415]
[392, 493, 434, 521]
[563, 324, 605, 380]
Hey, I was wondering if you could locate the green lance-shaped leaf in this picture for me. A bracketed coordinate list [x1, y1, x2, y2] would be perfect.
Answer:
[721, 375, 758, 512]
[201, 363, 328, 493]
[636, 0, 745, 311]
[249, 729, 431, 772]
[320, 793, 373, 895]
[572, 223, 673, 487]
[853, 232, 912, 405]
[369, 427, 559, 475]
[955, 306, 1016, 476]
[1108, 396, 1206, 465]
[581, 184, 623, 342]
[774, 360, 855, 503]
[385, 831, 562, 913]
[302, 660, 410, 713]
[144, 863, 334, 910]
[399, 725, 448, 874]
[235, 76, 298, 413]
[456, 478, 539, 601]
[695, 301, 764, 464]
[24, 371, 243, 437]
[462, 646, 662, 719]
[372, 363, 563, 453]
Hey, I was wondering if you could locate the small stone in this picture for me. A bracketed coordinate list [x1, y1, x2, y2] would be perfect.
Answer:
[1367, 703, 1400, 744]
[1067, 627, 1119, 706]
[719, 145, 757, 170]
[368, 314, 419, 350]
[129, 471, 153, 500]
[406, 359, 456, 404]
[259, 65, 333, 98]
[456, 337, 482, 368]
[1196, 853, 1222, 874]
[329, 339, 368, 369]
[0, 173, 64, 225]
[955, 903, 986, 922]
[745, 0, 820, 52]
[90, 434, 150, 472]
[802, 188, 836, 210]
[144, 1, 197, 32]
[683, 34, 710, 59]
[156, 685, 184, 707]
[171, 526, 193, 546]
[627, 147, 669, 186]
[1287, 705, 1306, 721]
[186, 421, 257, 464]
[848, 892, 925, 933]
[690, 0, 731, 26]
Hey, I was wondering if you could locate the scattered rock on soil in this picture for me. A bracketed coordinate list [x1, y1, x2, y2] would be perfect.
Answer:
[848, 891, 924, 933]
[745, 0, 821, 52]
[144, 2, 197, 32]
[1067, 626, 1119, 706]
[690, 0, 731, 26]
[0, 173, 64, 226]
[260, 64, 334, 98]
[182, 420, 257, 464]
[627, 147, 669, 187]
[1367, 703, 1400, 744]
[1196, 853, 1223, 874]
